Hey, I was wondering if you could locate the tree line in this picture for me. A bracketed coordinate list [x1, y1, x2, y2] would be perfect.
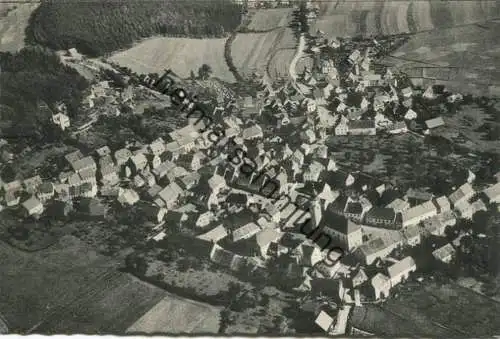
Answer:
[25, 0, 243, 57]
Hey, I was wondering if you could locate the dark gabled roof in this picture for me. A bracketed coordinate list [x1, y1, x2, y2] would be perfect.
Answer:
[177, 153, 194, 164]
[345, 201, 363, 214]
[348, 120, 375, 129]
[366, 207, 395, 221]
[226, 209, 255, 230]
[233, 172, 252, 187]
[227, 193, 248, 205]
[313, 88, 324, 99]
[433, 84, 446, 94]
[406, 188, 433, 201]
[279, 232, 307, 249]
[329, 195, 348, 213]
[352, 172, 382, 191]
[296, 181, 323, 198]
[345, 91, 364, 107]
[311, 278, 344, 300]
[78, 198, 105, 215]
[164, 210, 184, 224]
[189, 180, 211, 195]
[323, 208, 361, 234]
[322, 171, 349, 190]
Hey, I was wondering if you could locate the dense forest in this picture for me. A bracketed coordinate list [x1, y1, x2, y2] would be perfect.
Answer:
[25, 0, 243, 57]
[0, 47, 89, 139]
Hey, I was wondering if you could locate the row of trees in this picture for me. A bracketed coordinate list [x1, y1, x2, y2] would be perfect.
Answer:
[290, 1, 310, 38]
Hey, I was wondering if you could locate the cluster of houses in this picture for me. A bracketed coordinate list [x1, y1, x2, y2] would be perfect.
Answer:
[279, 34, 462, 140]
[1, 38, 498, 336]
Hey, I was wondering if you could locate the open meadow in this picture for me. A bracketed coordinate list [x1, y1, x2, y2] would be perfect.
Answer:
[126, 295, 221, 334]
[108, 37, 235, 82]
[383, 20, 500, 96]
[0, 1, 39, 52]
[311, 0, 500, 37]
[351, 280, 500, 336]
[438, 103, 500, 154]
[383, 281, 500, 336]
[231, 27, 296, 80]
[0, 235, 205, 334]
[246, 8, 294, 31]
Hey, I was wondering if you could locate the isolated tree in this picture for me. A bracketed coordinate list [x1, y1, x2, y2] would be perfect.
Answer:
[218, 309, 234, 333]
[198, 63, 213, 80]
[125, 253, 149, 276]
[190, 70, 196, 80]
[272, 315, 293, 334]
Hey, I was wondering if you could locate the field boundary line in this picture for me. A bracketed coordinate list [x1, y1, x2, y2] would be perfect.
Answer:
[450, 281, 500, 306]
[25, 268, 122, 334]
[376, 303, 467, 337]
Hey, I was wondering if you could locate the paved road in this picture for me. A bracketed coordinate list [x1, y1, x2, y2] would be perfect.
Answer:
[289, 33, 306, 95]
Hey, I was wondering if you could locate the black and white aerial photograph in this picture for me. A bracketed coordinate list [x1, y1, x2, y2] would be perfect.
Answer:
[0, 0, 500, 336]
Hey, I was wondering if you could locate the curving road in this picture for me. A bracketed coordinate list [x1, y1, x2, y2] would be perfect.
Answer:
[289, 33, 306, 87]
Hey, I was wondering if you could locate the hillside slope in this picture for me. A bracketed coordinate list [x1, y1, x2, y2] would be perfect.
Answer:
[311, 0, 500, 37]
[25, 0, 242, 57]
[108, 37, 235, 83]
[0, 47, 89, 139]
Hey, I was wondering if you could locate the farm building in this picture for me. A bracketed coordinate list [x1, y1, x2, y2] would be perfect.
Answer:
[483, 182, 500, 204]
[401, 201, 437, 227]
[315, 310, 336, 333]
[448, 183, 475, 207]
[371, 273, 391, 300]
[432, 243, 456, 264]
[387, 256, 416, 286]
[425, 117, 445, 129]
[348, 120, 376, 136]
[21, 197, 44, 217]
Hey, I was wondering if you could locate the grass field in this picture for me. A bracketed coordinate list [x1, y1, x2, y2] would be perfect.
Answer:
[351, 280, 500, 336]
[439, 104, 500, 153]
[12, 143, 77, 180]
[231, 27, 296, 80]
[383, 281, 500, 336]
[108, 37, 235, 82]
[382, 21, 500, 96]
[146, 259, 247, 298]
[268, 49, 295, 80]
[0, 2, 39, 52]
[246, 8, 294, 31]
[311, 0, 500, 37]
[126, 295, 221, 334]
[0, 235, 169, 334]
[350, 303, 457, 337]
[295, 55, 314, 75]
